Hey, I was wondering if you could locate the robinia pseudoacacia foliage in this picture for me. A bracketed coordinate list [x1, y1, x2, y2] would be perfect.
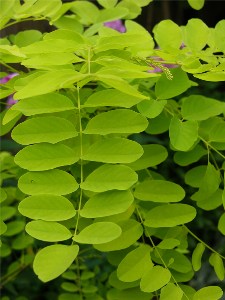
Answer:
[0, 0, 225, 299]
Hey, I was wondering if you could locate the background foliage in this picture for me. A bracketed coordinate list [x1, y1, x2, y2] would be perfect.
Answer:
[1, 0, 225, 299]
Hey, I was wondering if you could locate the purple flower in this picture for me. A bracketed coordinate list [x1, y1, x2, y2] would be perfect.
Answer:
[104, 20, 126, 33]
[0, 73, 18, 108]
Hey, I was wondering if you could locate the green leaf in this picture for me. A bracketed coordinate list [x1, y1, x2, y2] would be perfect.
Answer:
[94, 219, 143, 251]
[14, 70, 87, 99]
[208, 122, 225, 143]
[117, 245, 152, 282]
[33, 244, 79, 282]
[18, 169, 79, 195]
[140, 266, 171, 293]
[80, 190, 134, 218]
[22, 53, 82, 68]
[185, 165, 207, 188]
[194, 72, 225, 82]
[181, 95, 225, 121]
[209, 253, 225, 281]
[0, 110, 22, 137]
[83, 109, 148, 135]
[18, 195, 76, 221]
[14, 143, 79, 171]
[1, 206, 17, 221]
[218, 213, 225, 235]
[3, 220, 25, 236]
[174, 144, 207, 166]
[134, 180, 185, 202]
[197, 189, 222, 211]
[96, 73, 147, 99]
[43, 29, 84, 43]
[12, 116, 77, 145]
[82, 138, 143, 163]
[13, 30, 42, 47]
[117, 0, 141, 19]
[153, 20, 182, 50]
[0, 221, 7, 235]
[107, 287, 151, 300]
[0, 188, 7, 203]
[97, 0, 118, 9]
[193, 286, 223, 300]
[70, 1, 99, 25]
[160, 283, 183, 300]
[109, 271, 140, 290]
[192, 243, 205, 271]
[191, 163, 220, 202]
[11, 93, 75, 116]
[155, 68, 192, 100]
[26, 220, 72, 242]
[184, 19, 209, 51]
[187, 0, 205, 10]
[144, 204, 196, 227]
[169, 117, 198, 151]
[97, 7, 128, 24]
[157, 238, 180, 250]
[83, 89, 143, 108]
[0, 44, 26, 57]
[80, 164, 137, 192]
[53, 15, 83, 33]
[214, 20, 225, 52]
[2, 108, 22, 126]
[137, 99, 167, 119]
[73, 222, 121, 244]
[126, 144, 168, 170]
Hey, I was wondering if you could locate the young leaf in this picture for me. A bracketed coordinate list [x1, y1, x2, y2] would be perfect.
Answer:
[117, 245, 152, 282]
[191, 243, 205, 271]
[94, 219, 143, 251]
[160, 283, 183, 300]
[169, 117, 198, 151]
[181, 95, 225, 121]
[155, 68, 192, 100]
[18, 195, 76, 221]
[144, 204, 196, 227]
[18, 169, 79, 195]
[126, 144, 168, 170]
[11, 93, 76, 116]
[25, 220, 72, 242]
[33, 244, 79, 282]
[14, 143, 79, 171]
[82, 138, 143, 163]
[209, 253, 225, 281]
[137, 99, 167, 119]
[83, 109, 148, 135]
[80, 164, 138, 192]
[187, 0, 205, 10]
[184, 19, 209, 51]
[134, 180, 185, 202]
[80, 190, 134, 218]
[140, 266, 171, 293]
[157, 238, 180, 250]
[193, 286, 223, 300]
[12, 116, 77, 145]
[73, 222, 122, 244]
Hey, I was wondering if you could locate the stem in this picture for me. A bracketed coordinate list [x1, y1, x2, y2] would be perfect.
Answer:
[74, 86, 83, 236]
[184, 225, 225, 260]
[200, 137, 225, 160]
[2, 17, 45, 30]
[0, 61, 20, 74]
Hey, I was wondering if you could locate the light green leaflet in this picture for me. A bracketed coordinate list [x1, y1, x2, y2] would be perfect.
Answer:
[144, 204, 196, 227]
[184, 19, 209, 51]
[94, 219, 143, 252]
[83, 89, 143, 108]
[14, 143, 79, 171]
[0, 221, 7, 235]
[218, 213, 225, 235]
[82, 138, 143, 163]
[117, 245, 152, 282]
[193, 286, 223, 300]
[80, 164, 138, 192]
[107, 287, 151, 300]
[126, 144, 168, 170]
[26, 220, 72, 242]
[140, 266, 171, 293]
[33, 244, 79, 282]
[80, 190, 134, 218]
[187, 0, 205, 10]
[18, 169, 79, 195]
[11, 93, 76, 116]
[134, 180, 185, 202]
[83, 109, 148, 135]
[191, 243, 205, 271]
[137, 99, 167, 119]
[12, 116, 77, 145]
[73, 222, 122, 244]
[160, 283, 183, 300]
[181, 95, 225, 121]
[169, 117, 198, 151]
[209, 253, 225, 281]
[18, 195, 76, 221]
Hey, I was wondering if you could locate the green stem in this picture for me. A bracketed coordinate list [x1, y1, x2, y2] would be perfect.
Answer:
[184, 225, 225, 260]
[0, 61, 20, 74]
[200, 137, 225, 160]
[2, 17, 45, 30]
